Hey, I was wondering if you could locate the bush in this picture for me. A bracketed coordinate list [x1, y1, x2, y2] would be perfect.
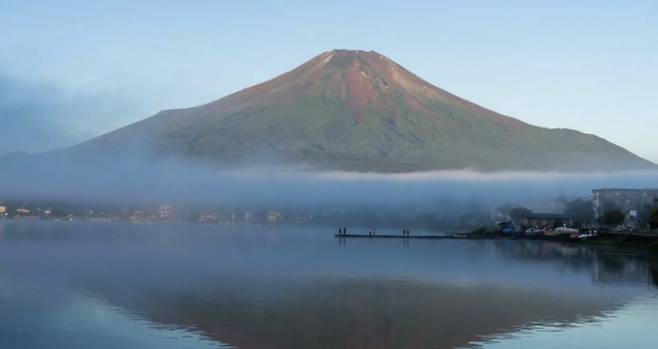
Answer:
[650, 208, 658, 229]
[510, 207, 532, 223]
[647, 241, 658, 254]
[601, 209, 625, 226]
[470, 227, 487, 236]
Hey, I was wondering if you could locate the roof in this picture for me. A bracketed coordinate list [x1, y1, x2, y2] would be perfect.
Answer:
[520, 213, 575, 220]
[593, 188, 658, 193]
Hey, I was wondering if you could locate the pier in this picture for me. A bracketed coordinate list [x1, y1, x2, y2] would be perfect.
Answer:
[335, 233, 459, 239]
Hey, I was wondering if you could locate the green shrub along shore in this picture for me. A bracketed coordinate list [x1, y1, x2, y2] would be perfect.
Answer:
[647, 241, 658, 254]
[467, 227, 658, 255]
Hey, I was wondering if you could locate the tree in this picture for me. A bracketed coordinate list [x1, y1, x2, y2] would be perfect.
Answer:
[601, 209, 625, 226]
[650, 208, 658, 229]
[566, 198, 594, 224]
[509, 207, 533, 223]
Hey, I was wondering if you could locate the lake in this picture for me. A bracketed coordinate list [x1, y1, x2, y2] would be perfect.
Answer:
[1, 220, 657, 349]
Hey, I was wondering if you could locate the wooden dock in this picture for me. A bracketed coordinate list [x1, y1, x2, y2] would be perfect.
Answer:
[335, 233, 459, 239]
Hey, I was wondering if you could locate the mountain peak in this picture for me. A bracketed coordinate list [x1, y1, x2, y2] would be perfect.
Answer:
[278, 49, 455, 121]
[321, 49, 386, 62]
[315, 49, 396, 73]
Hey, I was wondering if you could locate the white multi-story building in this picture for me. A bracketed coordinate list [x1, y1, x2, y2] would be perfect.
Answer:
[592, 188, 658, 223]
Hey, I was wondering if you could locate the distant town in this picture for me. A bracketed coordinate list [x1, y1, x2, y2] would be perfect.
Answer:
[2, 188, 657, 235]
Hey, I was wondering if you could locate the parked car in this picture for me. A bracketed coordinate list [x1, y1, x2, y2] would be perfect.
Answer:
[525, 227, 543, 236]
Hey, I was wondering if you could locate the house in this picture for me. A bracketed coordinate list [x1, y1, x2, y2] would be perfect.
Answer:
[519, 213, 575, 229]
[16, 208, 31, 216]
[267, 210, 282, 223]
[159, 205, 174, 220]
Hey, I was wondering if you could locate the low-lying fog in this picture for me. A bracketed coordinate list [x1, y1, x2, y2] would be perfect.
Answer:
[2, 152, 657, 217]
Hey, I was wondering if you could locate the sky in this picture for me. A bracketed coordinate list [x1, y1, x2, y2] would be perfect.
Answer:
[1, 0, 657, 162]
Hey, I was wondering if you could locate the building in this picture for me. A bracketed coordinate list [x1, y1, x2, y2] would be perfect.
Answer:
[0, 204, 7, 216]
[519, 213, 575, 229]
[267, 210, 282, 223]
[198, 211, 219, 224]
[159, 205, 174, 220]
[129, 210, 145, 222]
[16, 208, 31, 216]
[592, 189, 658, 224]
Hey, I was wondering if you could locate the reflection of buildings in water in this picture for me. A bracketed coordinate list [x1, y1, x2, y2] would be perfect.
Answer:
[650, 258, 658, 287]
[591, 253, 650, 286]
[494, 240, 651, 287]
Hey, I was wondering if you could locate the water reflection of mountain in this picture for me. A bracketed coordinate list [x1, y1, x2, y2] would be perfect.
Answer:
[97, 278, 623, 349]
[490, 240, 653, 287]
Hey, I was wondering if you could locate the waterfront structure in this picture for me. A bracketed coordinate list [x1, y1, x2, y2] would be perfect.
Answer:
[592, 188, 658, 225]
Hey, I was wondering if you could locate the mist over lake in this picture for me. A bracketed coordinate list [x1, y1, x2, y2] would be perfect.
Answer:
[2, 151, 658, 211]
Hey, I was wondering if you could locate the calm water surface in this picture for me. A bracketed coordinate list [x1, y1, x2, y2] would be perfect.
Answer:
[1, 220, 657, 349]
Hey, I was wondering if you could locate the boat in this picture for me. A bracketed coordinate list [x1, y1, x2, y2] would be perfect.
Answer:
[555, 227, 579, 235]
[525, 227, 543, 236]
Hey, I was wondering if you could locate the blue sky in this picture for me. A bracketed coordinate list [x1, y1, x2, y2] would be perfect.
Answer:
[1, 0, 657, 161]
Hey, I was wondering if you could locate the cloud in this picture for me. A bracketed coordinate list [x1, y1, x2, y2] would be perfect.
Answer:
[0, 73, 138, 155]
[2, 147, 658, 216]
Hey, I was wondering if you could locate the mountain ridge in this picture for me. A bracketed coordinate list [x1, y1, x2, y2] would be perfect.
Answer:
[72, 49, 656, 172]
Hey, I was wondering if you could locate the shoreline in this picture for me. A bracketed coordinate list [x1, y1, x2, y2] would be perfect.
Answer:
[335, 230, 658, 255]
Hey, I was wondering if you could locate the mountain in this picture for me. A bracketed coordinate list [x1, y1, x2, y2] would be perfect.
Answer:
[75, 49, 655, 172]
